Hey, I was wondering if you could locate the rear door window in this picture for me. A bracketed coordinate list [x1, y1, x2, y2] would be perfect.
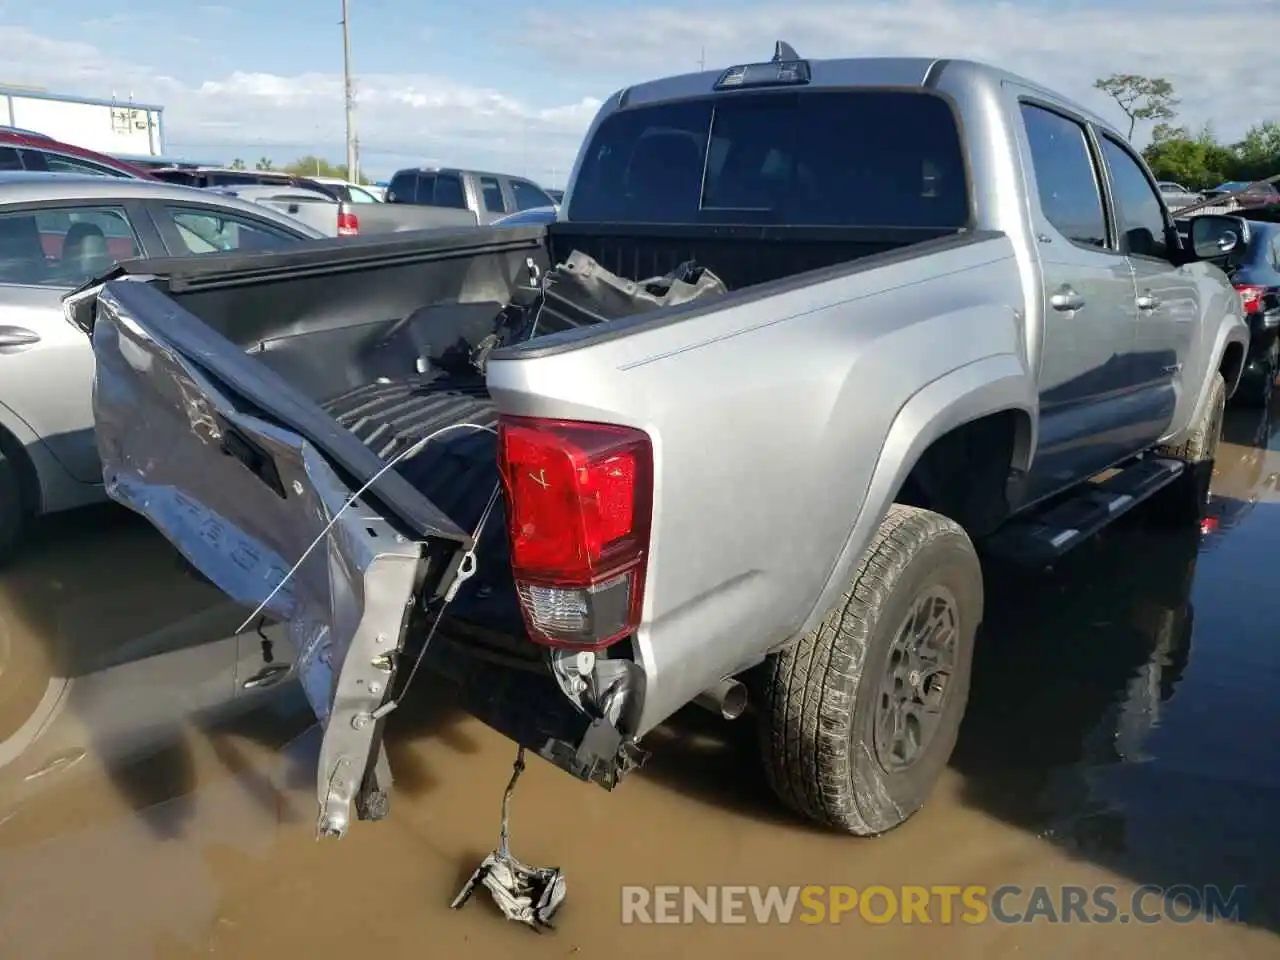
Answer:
[568, 90, 969, 227]
[165, 206, 301, 254]
[1019, 103, 1108, 249]
[0, 147, 21, 171]
[0, 204, 139, 287]
[479, 176, 506, 214]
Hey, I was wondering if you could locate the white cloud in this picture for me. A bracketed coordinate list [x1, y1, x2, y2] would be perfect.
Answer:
[519, 0, 1280, 143]
[0, 26, 599, 181]
[2, 2, 1277, 185]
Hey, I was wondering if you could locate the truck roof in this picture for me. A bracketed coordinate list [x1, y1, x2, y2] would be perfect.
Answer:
[390, 165, 546, 183]
[614, 53, 1116, 140]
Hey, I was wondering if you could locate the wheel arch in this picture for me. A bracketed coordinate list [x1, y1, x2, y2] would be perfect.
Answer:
[794, 353, 1036, 643]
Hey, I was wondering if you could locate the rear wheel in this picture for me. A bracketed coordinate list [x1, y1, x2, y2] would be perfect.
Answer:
[758, 505, 982, 835]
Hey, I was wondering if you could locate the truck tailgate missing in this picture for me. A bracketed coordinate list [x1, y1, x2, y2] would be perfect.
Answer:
[87, 276, 480, 837]
[69, 214, 985, 832]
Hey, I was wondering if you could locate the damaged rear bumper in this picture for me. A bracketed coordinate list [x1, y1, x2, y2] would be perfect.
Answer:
[86, 277, 646, 834]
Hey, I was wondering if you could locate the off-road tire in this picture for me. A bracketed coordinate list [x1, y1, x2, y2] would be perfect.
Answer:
[758, 505, 983, 836]
[1153, 371, 1226, 524]
[0, 450, 25, 568]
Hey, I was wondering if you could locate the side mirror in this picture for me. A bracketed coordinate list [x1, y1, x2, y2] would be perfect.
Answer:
[1186, 214, 1248, 260]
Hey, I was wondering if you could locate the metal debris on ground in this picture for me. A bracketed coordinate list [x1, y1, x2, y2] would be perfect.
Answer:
[451, 746, 566, 931]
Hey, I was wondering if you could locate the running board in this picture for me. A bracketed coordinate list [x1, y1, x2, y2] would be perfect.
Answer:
[983, 457, 1186, 565]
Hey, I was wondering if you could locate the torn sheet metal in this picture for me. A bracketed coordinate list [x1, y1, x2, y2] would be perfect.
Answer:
[89, 279, 459, 837]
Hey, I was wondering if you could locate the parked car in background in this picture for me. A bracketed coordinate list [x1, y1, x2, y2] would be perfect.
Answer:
[1158, 181, 1201, 211]
[220, 181, 483, 238]
[0, 172, 324, 562]
[149, 166, 342, 200]
[206, 183, 350, 237]
[1222, 218, 1280, 405]
[1205, 180, 1280, 209]
[491, 204, 558, 226]
[109, 154, 224, 172]
[546, 188, 564, 204]
[384, 166, 559, 225]
[307, 176, 382, 204]
[0, 129, 155, 180]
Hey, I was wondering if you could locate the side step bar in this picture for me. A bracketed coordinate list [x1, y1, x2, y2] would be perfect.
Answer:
[984, 457, 1187, 565]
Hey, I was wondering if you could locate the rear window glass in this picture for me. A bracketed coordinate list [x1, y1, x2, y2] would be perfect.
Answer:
[567, 90, 969, 227]
[386, 171, 418, 203]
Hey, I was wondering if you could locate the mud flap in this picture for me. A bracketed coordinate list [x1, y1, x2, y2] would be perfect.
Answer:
[87, 278, 471, 837]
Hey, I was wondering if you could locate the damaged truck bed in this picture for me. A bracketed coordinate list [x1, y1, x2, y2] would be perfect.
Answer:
[66, 51, 1243, 867]
[69, 213, 961, 837]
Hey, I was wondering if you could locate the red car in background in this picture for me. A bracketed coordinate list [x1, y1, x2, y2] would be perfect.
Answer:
[0, 127, 155, 179]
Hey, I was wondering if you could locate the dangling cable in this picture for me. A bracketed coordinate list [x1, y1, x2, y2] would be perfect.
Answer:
[234, 421, 498, 636]
[370, 481, 502, 721]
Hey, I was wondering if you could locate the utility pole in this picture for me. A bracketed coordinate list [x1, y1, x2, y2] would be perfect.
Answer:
[340, 0, 358, 182]
[698, 46, 705, 71]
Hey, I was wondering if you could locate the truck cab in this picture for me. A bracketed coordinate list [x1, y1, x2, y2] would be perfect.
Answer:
[71, 49, 1247, 855]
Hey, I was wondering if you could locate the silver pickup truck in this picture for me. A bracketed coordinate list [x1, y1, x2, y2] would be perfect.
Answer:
[68, 49, 1248, 843]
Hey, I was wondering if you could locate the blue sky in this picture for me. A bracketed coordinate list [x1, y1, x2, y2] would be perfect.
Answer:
[1, 0, 1276, 185]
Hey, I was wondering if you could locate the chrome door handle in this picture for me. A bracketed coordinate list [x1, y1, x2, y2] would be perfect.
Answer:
[1137, 293, 1161, 311]
[1050, 287, 1085, 312]
[0, 325, 40, 348]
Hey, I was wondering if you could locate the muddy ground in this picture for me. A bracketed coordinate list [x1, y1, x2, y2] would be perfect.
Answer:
[0, 407, 1277, 958]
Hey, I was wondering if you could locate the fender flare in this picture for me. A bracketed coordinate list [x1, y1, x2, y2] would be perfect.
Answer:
[1167, 316, 1249, 448]
[794, 353, 1036, 641]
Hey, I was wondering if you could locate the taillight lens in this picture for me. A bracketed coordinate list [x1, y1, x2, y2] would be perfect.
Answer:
[337, 211, 359, 236]
[497, 415, 653, 650]
[1235, 283, 1266, 314]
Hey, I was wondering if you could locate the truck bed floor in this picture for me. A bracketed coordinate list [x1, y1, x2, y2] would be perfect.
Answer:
[321, 371, 525, 637]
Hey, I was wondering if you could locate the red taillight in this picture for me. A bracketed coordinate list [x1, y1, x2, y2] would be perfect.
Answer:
[337, 211, 359, 236]
[497, 415, 653, 650]
[1235, 283, 1266, 314]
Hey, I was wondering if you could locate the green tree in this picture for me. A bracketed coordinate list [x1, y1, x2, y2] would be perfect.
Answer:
[1143, 132, 1231, 190]
[1231, 121, 1280, 181]
[1141, 119, 1280, 192]
[254, 156, 274, 171]
[228, 158, 246, 170]
[1094, 74, 1179, 140]
[284, 155, 347, 179]
[282, 155, 374, 184]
